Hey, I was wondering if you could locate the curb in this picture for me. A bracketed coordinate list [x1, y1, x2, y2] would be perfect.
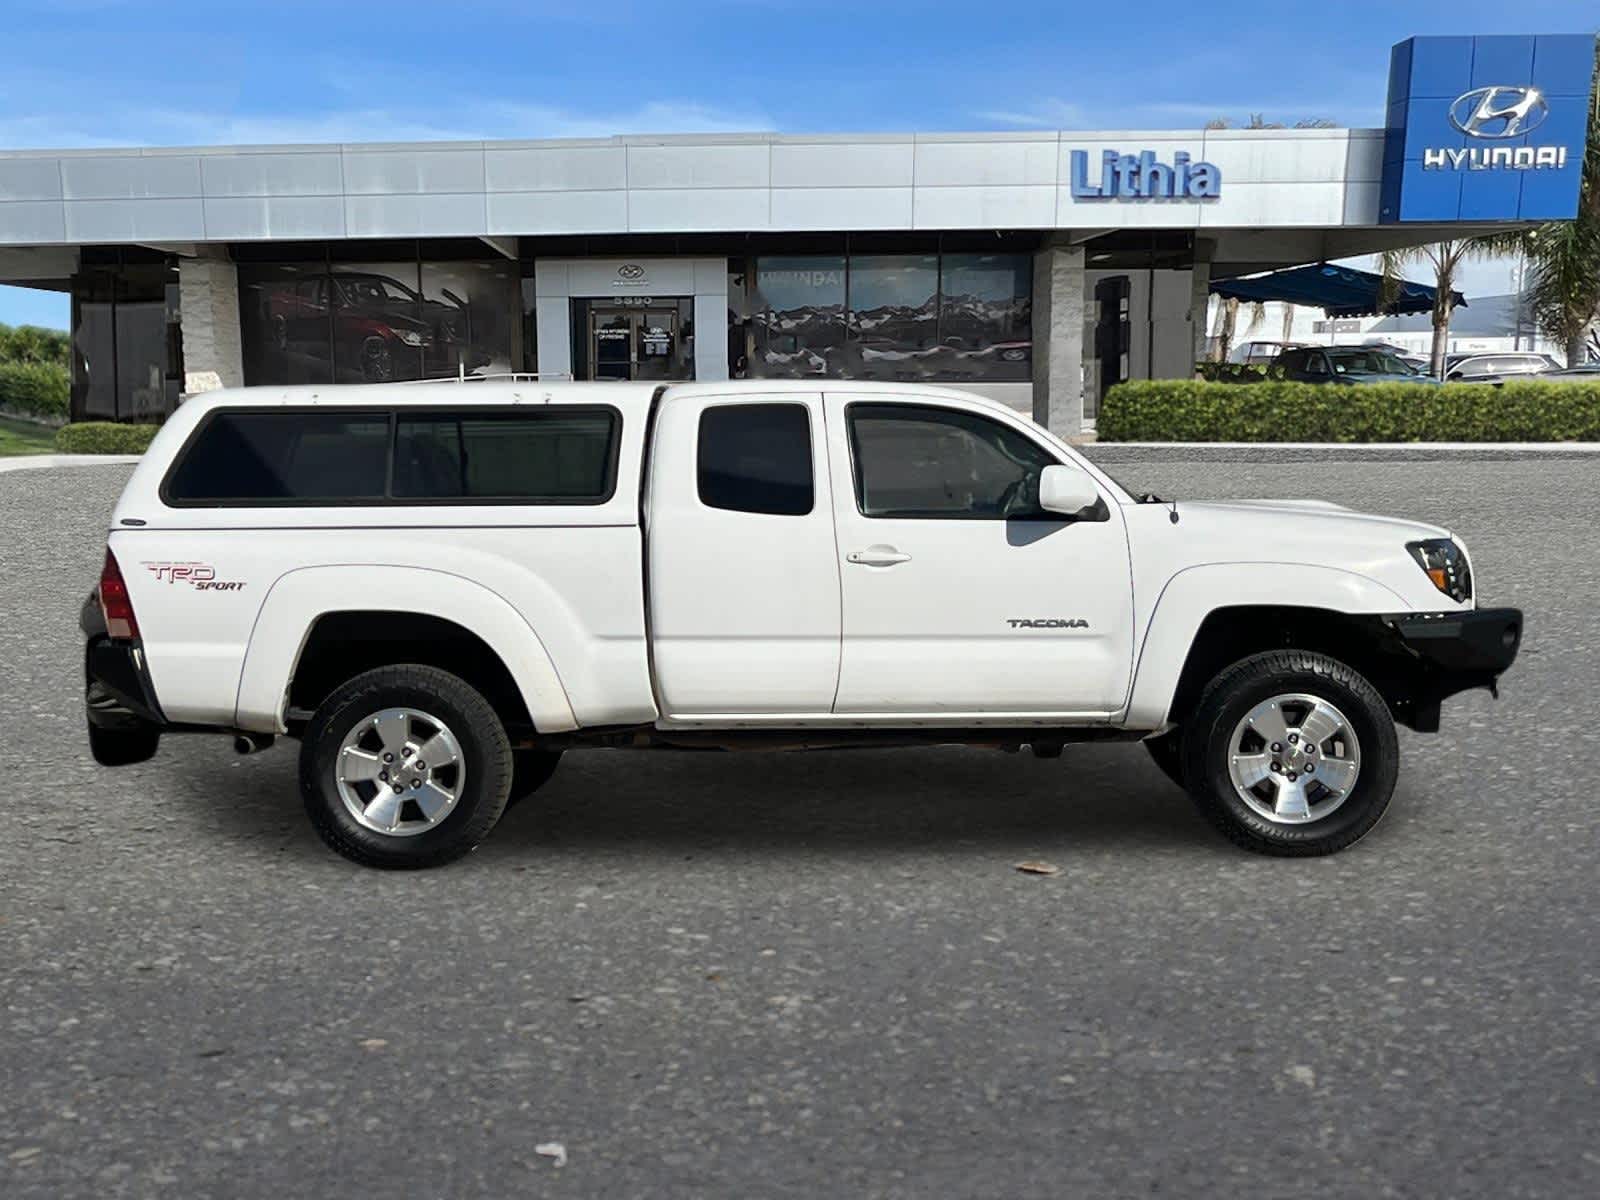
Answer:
[1084, 442, 1600, 462]
[0, 454, 142, 474]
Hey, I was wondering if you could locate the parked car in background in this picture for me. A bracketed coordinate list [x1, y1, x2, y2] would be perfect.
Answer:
[1444, 352, 1560, 383]
[1534, 363, 1600, 381]
[268, 271, 492, 383]
[1273, 346, 1430, 384]
[1228, 340, 1304, 366]
[1354, 340, 1430, 372]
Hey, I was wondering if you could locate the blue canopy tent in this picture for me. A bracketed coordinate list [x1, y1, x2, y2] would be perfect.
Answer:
[1210, 263, 1465, 318]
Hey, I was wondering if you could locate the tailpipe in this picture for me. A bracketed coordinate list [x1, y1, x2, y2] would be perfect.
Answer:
[233, 733, 275, 756]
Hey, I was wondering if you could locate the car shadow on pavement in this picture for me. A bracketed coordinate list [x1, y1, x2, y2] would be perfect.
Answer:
[501, 743, 1211, 856]
[170, 740, 1216, 862]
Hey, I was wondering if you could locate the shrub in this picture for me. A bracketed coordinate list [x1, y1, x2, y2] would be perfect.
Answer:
[0, 361, 70, 422]
[1098, 379, 1600, 442]
[55, 422, 160, 455]
[0, 322, 70, 368]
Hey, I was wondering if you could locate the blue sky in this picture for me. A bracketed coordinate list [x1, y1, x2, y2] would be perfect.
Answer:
[3, 0, 1597, 329]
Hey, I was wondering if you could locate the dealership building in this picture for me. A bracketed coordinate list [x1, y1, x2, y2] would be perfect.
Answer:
[0, 34, 1592, 437]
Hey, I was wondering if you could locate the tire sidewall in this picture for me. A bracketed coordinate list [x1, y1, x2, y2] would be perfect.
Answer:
[301, 667, 510, 867]
[1187, 654, 1398, 853]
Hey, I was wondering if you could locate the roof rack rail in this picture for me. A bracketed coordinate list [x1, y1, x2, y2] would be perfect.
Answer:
[391, 371, 578, 385]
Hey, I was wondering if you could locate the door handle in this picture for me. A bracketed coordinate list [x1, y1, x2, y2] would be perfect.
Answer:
[847, 545, 912, 567]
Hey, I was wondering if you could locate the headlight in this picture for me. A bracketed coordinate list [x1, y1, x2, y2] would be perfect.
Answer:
[1407, 538, 1472, 603]
[396, 329, 427, 347]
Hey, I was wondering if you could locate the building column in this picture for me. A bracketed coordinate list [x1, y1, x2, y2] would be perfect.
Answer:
[178, 257, 243, 394]
[1189, 239, 1215, 366]
[1031, 239, 1085, 437]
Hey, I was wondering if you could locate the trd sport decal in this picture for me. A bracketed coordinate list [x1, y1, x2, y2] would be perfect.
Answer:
[1007, 618, 1088, 629]
[143, 562, 246, 592]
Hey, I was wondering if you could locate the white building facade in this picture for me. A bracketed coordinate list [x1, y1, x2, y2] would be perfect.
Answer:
[0, 35, 1592, 435]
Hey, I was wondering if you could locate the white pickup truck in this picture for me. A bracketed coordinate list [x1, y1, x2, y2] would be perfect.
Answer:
[82, 380, 1521, 867]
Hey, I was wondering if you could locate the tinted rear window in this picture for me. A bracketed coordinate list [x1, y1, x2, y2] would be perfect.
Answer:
[164, 407, 619, 505]
[165, 411, 389, 503]
[394, 411, 617, 501]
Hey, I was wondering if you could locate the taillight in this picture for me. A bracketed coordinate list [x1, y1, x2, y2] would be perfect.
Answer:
[99, 548, 140, 640]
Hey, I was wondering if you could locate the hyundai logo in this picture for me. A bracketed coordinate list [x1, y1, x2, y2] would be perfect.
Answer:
[1448, 86, 1549, 139]
[617, 263, 646, 280]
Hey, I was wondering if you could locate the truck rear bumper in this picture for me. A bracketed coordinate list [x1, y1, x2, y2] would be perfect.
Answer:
[81, 590, 167, 732]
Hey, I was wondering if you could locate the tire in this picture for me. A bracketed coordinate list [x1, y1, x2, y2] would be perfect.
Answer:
[299, 664, 512, 869]
[1181, 650, 1398, 857]
[506, 749, 563, 810]
[1142, 729, 1185, 790]
[88, 719, 160, 766]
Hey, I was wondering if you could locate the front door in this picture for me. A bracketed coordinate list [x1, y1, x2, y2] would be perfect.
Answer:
[824, 394, 1133, 717]
[587, 305, 687, 381]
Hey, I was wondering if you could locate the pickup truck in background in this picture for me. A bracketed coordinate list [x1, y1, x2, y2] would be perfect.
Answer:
[82, 381, 1522, 868]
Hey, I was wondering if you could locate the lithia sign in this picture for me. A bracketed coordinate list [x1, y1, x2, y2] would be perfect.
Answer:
[1068, 149, 1222, 200]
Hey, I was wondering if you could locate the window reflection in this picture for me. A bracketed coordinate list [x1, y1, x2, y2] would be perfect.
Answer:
[748, 251, 1030, 383]
[846, 254, 938, 380]
[240, 255, 517, 387]
[751, 256, 845, 378]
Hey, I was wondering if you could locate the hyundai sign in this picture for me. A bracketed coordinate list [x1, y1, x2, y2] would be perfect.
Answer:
[1380, 35, 1596, 223]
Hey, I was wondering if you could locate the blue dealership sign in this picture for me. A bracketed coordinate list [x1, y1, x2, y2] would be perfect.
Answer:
[1380, 35, 1596, 223]
[1069, 150, 1221, 200]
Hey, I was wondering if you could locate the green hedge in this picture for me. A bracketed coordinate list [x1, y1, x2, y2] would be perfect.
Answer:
[1099, 379, 1600, 442]
[0, 361, 70, 422]
[55, 422, 160, 455]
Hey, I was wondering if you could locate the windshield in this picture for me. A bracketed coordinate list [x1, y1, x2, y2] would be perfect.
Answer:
[334, 275, 420, 307]
[1327, 349, 1413, 375]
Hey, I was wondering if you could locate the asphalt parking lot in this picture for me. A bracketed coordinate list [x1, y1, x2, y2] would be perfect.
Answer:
[2, 454, 1595, 1198]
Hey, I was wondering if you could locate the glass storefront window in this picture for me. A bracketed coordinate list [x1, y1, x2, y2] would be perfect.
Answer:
[846, 253, 938, 380]
[242, 254, 519, 387]
[936, 253, 1032, 382]
[240, 265, 334, 386]
[329, 262, 426, 382]
[419, 260, 518, 379]
[751, 255, 846, 378]
[747, 250, 1030, 384]
[70, 263, 182, 422]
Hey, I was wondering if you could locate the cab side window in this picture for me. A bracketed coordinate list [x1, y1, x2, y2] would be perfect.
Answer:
[698, 403, 814, 516]
[847, 403, 1057, 520]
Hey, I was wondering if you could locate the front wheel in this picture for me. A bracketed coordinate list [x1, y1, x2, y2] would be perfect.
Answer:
[1182, 650, 1398, 856]
[300, 665, 512, 868]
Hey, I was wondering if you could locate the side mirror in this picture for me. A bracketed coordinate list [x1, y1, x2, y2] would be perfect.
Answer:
[1038, 464, 1101, 518]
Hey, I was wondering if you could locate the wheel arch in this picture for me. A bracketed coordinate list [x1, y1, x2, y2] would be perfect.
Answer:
[234, 565, 578, 735]
[1125, 564, 1413, 730]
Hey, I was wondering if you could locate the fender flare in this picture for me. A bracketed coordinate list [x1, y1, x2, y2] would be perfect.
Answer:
[233, 565, 578, 735]
[1122, 562, 1408, 729]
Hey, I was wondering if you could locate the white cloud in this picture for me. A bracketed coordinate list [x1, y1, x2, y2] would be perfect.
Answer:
[970, 98, 1089, 129]
[0, 97, 773, 150]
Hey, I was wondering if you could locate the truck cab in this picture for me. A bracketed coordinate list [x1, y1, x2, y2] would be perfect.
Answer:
[83, 380, 1521, 867]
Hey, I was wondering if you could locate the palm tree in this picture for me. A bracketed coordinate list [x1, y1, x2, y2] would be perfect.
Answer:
[1210, 296, 1239, 362]
[1498, 40, 1600, 366]
[1378, 240, 1502, 378]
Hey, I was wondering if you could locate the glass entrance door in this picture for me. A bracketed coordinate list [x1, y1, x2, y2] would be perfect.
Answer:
[585, 304, 690, 381]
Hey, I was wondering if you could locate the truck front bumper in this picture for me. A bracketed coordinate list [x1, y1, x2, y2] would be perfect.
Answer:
[1382, 607, 1522, 731]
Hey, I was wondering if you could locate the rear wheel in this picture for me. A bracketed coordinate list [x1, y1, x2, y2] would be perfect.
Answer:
[300, 664, 512, 868]
[1182, 650, 1397, 856]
